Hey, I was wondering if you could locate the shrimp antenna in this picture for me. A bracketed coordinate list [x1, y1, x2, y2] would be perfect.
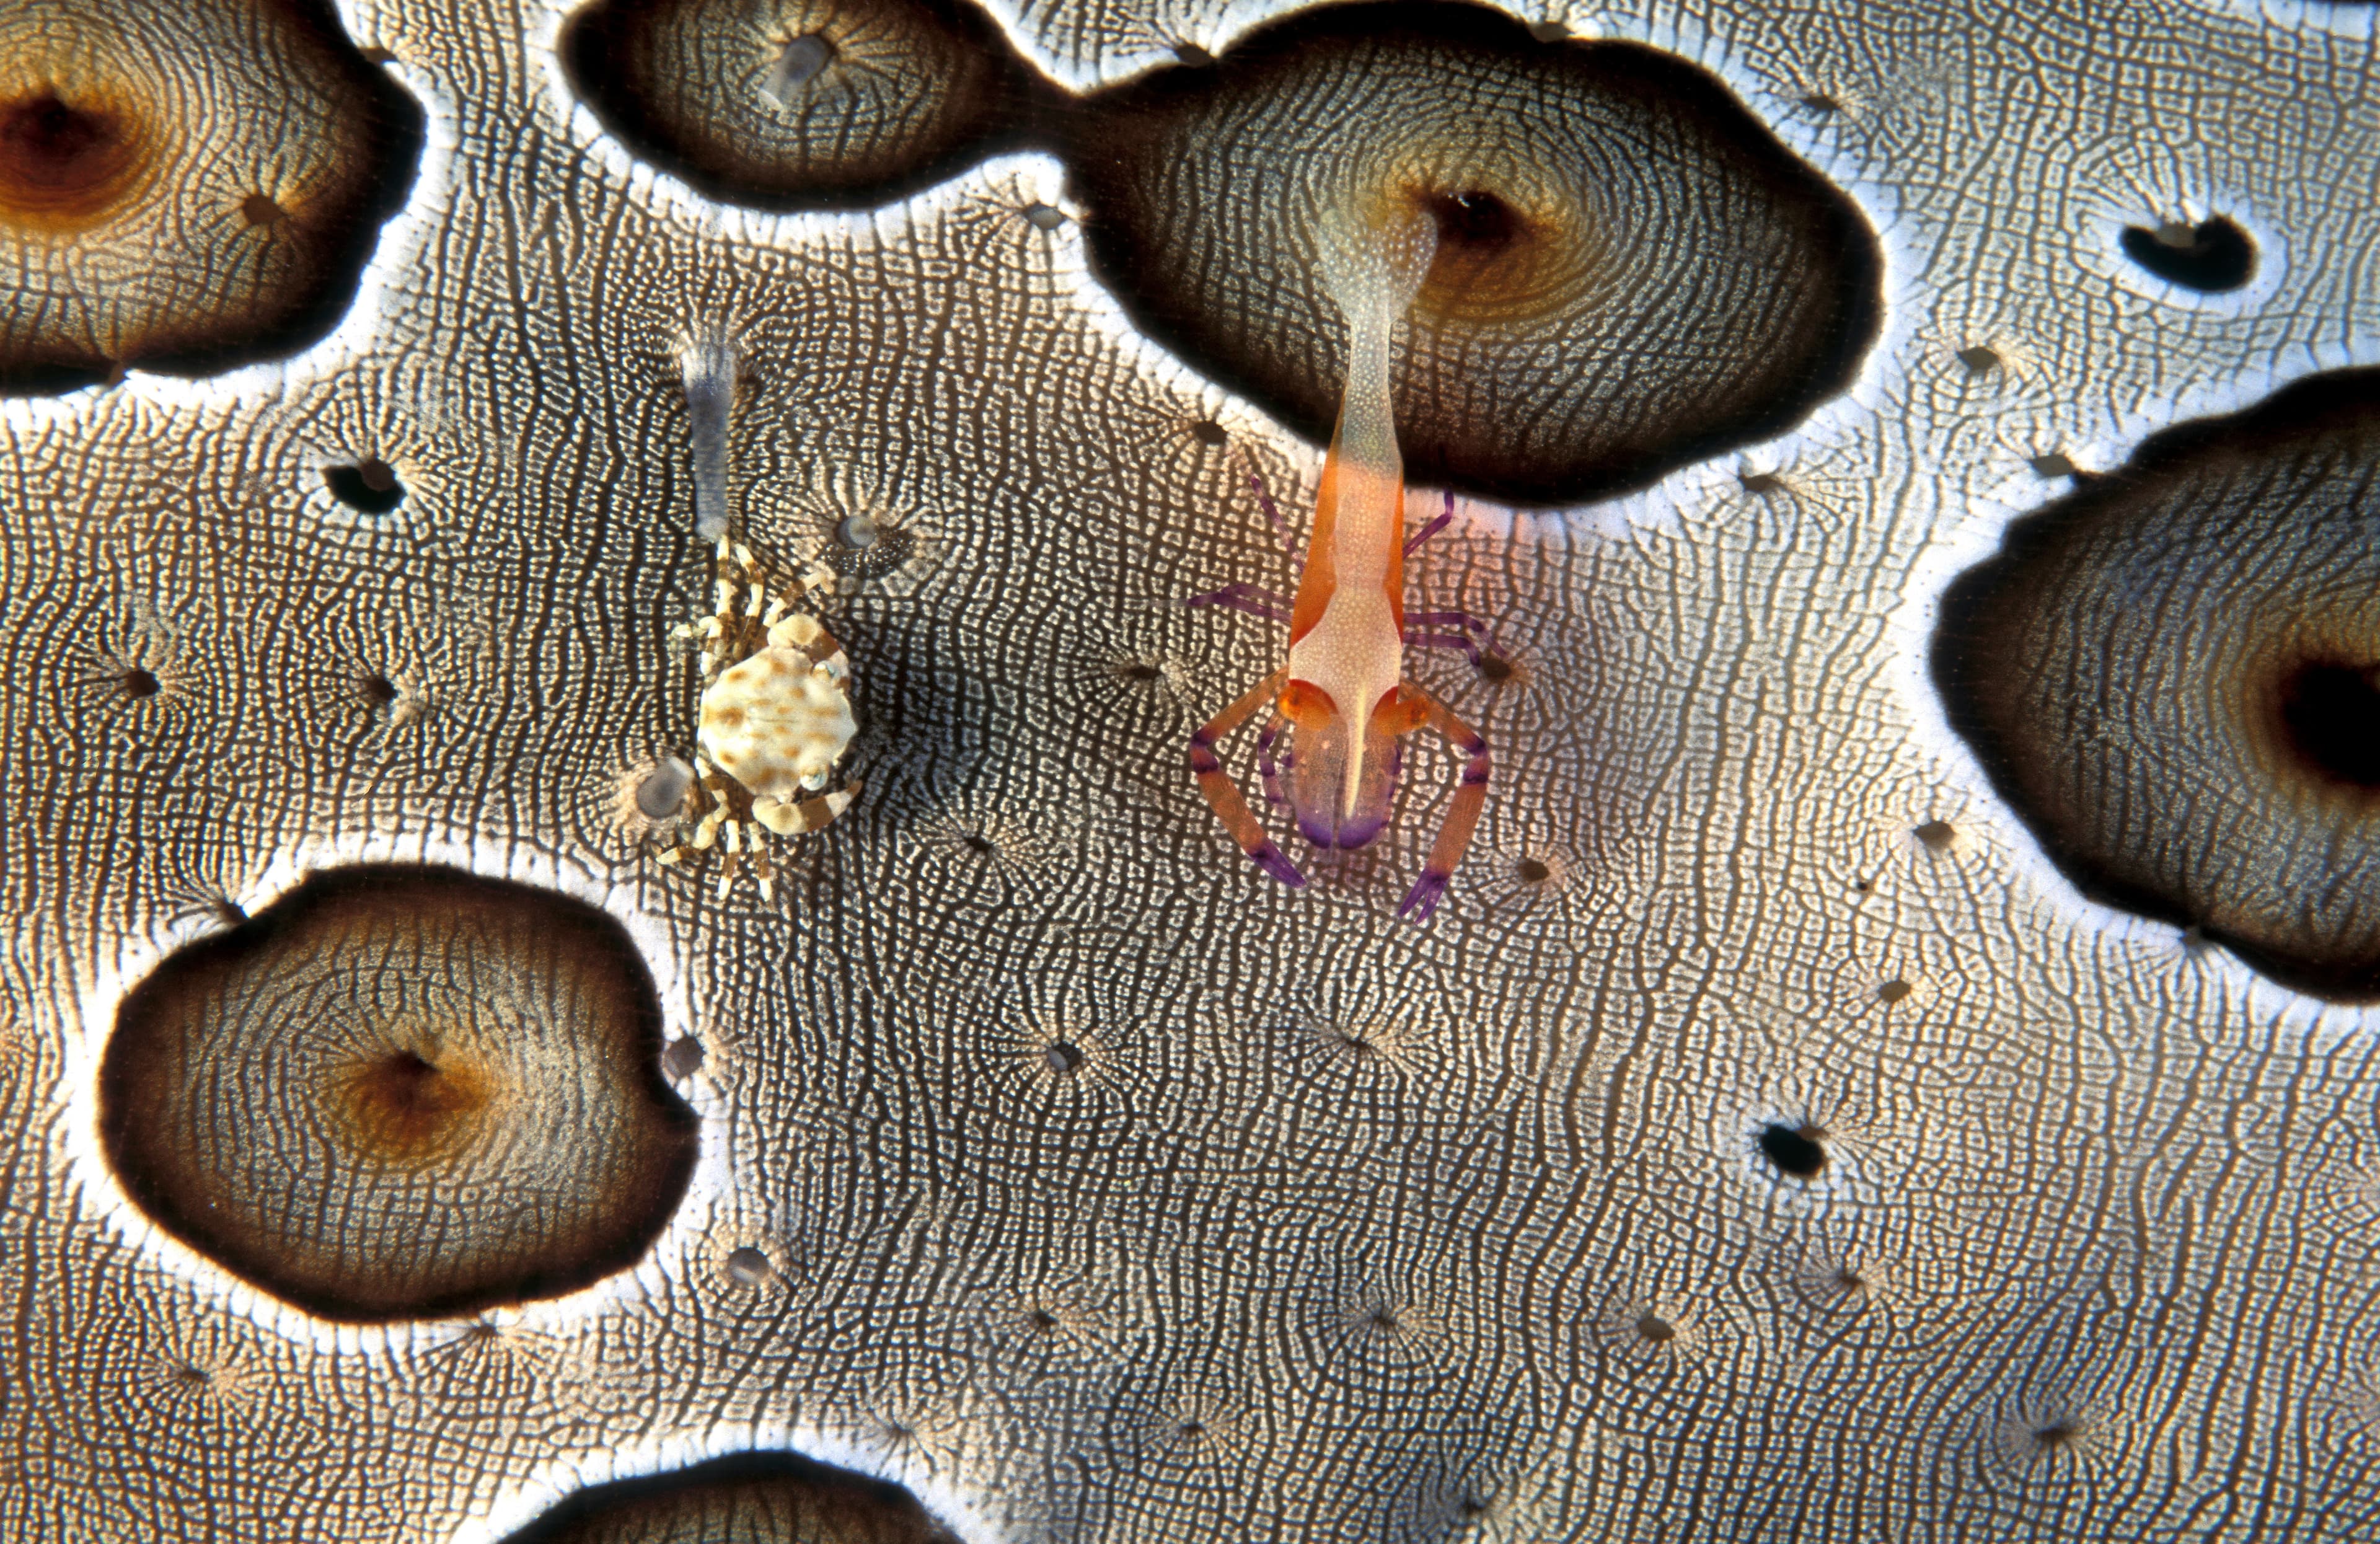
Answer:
[678, 322, 739, 541]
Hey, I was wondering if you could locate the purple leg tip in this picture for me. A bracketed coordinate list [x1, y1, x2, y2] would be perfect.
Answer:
[1254, 843, 1307, 888]
[1396, 873, 1448, 924]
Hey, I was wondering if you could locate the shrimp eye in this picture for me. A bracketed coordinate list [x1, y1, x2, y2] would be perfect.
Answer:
[1372, 688, 1429, 735]
[1279, 679, 1338, 728]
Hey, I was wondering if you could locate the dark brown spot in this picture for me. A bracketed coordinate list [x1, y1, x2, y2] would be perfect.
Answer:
[1635, 1313, 1675, 1344]
[359, 673, 398, 708]
[1044, 1041, 1085, 1074]
[99, 865, 697, 1321]
[1957, 345, 2001, 374]
[561, 0, 1033, 209]
[1739, 471, 1787, 495]
[2032, 1421, 2081, 1450]
[2278, 661, 2380, 788]
[1117, 661, 1163, 684]
[1065, 2, 1881, 505]
[1932, 366, 2380, 1000]
[1188, 418, 1228, 447]
[1877, 978, 1913, 1004]
[1476, 653, 1516, 684]
[2029, 452, 2081, 479]
[1514, 857, 1551, 884]
[0, 92, 142, 227]
[119, 667, 159, 700]
[487, 1449, 956, 1543]
[340, 1046, 490, 1162]
[1913, 820, 1955, 851]
[1175, 42, 1216, 67]
[1026, 1307, 1058, 1331]
[0, 13, 424, 397]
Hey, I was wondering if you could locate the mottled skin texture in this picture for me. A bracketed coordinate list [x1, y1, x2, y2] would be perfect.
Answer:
[5, 1, 2380, 1542]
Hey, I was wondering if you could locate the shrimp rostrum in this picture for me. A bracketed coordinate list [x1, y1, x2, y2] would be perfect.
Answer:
[1188, 194, 1491, 924]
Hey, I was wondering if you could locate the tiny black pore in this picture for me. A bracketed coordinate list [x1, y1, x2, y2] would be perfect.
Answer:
[1758, 1121, 1827, 1178]
[1426, 188, 1518, 252]
[2119, 217, 2255, 293]
[325, 459, 404, 513]
[2280, 662, 2380, 789]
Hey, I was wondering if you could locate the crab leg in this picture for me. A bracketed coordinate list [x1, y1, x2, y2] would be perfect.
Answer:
[754, 782, 859, 836]
[1392, 684, 1491, 924]
[1189, 668, 1304, 888]
[768, 609, 848, 676]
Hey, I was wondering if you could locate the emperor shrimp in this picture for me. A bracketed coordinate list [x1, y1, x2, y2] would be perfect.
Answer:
[1186, 194, 1493, 922]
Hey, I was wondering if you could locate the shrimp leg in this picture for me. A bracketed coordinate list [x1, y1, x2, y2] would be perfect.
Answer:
[1402, 491, 1457, 555]
[1186, 581, 1294, 622]
[1254, 708, 1293, 806]
[1241, 462, 1302, 557]
[1189, 669, 1306, 888]
[1392, 684, 1492, 923]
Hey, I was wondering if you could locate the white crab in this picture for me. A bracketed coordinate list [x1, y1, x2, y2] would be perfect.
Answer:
[657, 535, 858, 898]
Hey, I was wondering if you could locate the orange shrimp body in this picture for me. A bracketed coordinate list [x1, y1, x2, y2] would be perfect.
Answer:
[1187, 198, 1492, 922]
